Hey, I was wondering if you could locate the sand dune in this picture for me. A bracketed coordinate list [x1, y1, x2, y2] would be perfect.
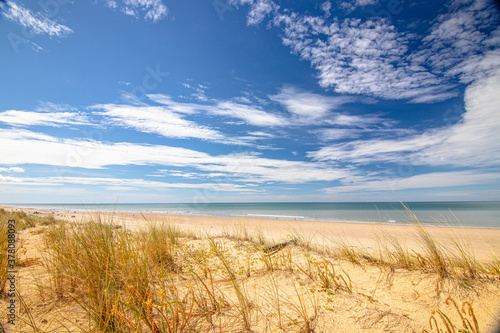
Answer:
[1, 206, 499, 332]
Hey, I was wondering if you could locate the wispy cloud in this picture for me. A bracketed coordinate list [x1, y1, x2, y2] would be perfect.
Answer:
[0, 110, 90, 127]
[207, 101, 288, 127]
[2, 88, 381, 148]
[0, 167, 24, 173]
[413, 0, 498, 85]
[93, 96, 286, 145]
[194, 152, 353, 184]
[273, 13, 455, 102]
[0, 0, 73, 37]
[309, 65, 500, 168]
[154, 88, 381, 130]
[321, 1, 332, 18]
[93, 103, 228, 142]
[409, 92, 460, 104]
[413, 64, 500, 168]
[0, 128, 217, 169]
[230, 0, 278, 25]
[269, 86, 394, 142]
[102, 0, 168, 22]
[247, 131, 275, 138]
[338, 0, 379, 13]
[309, 131, 443, 164]
[155, 85, 380, 130]
[324, 170, 500, 193]
[181, 82, 211, 102]
[314, 128, 363, 141]
[0, 174, 258, 192]
[233, 0, 498, 104]
[153, 92, 286, 128]
[269, 86, 357, 124]
[35, 102, 77, 112]
[0, 128, 354, 184]
[151, 169, 230, 179]
[147, 94, 198, 112]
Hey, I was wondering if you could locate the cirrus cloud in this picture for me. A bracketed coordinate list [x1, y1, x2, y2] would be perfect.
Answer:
[0, 0, 73, 37]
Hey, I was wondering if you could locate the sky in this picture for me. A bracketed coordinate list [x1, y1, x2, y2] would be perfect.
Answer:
[0, 0, 499, 204]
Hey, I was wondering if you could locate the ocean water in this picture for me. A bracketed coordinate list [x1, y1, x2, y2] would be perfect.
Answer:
[14, 201, 500, 229]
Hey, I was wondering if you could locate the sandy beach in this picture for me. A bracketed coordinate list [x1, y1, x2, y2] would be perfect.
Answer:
[2, 205, 500, 332]
[6, 205, 500, 262]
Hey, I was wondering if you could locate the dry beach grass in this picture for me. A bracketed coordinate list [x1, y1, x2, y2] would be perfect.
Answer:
[0, 206, 499, 332]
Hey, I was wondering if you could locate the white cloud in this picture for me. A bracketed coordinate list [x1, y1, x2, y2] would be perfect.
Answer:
[315, 128, 363, 141]
[309, 64, 500, 168]
[93, 103, 228, 142]
[0, 128, 354, 184]
[414, 0, 498, 84]
[330, 114, 381, 127]
[207, 101, 288, 127]
[180, 82, 211, 102]
[0, 128, 209, 169]
[269, 86, 356, 122]
[0, 0, 73, 37]
[1, 129, 58, 142]
[147, 94, 199, 113]
[324, 170, 500, 193]
[246, 0, 277, 25]
[94, 98, 280, 145]
[152, 169, 228, 179]
[413, 63, 500, 167]
[117, 90, 149, 106]
[195, 153, 352, 183]
[0, 167, 24, 173]
[153, 169, 200, 179]
[339, 0, 379, 13]
[230, 0, 278, 25]
[268, 86, 393, 140]
[409, 91, 460, 104]
[105, 0, 118, 9]
[247, 131, 275, 138]
[0, 174, 55, 186]
[301, 3, 500, 167]
[355, 0, 378, 6]
[230, 0, 497, 103]
[102, 0, 168, 22]
[0, 110, 90, 127]
[273, 13, 458, 102]
[309, 131, 442, 164]
[0, 175, 257, 192]
[321, 1, 331, 17]
[154, 89, 375, 130]
[118, 80, 133, 87]
[35, 102, 76, 112]
[0, 90, 380, 151]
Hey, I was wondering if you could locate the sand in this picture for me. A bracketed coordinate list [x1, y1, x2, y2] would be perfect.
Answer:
[6, 205, 499, 262]
[1, 205, 500, 332]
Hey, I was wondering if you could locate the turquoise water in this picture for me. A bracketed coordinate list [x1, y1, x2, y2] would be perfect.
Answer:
[13, 201, 500, 229]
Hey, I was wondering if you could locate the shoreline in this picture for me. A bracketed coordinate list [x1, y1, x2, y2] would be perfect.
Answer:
[4, 203, 500, 230]
[3, 205, 500, 262]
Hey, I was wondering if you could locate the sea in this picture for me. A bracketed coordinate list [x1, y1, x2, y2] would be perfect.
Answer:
[12, 201, 500, 229]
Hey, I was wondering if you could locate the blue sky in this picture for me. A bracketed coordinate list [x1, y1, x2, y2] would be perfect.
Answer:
[0, 0, 499, 204]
